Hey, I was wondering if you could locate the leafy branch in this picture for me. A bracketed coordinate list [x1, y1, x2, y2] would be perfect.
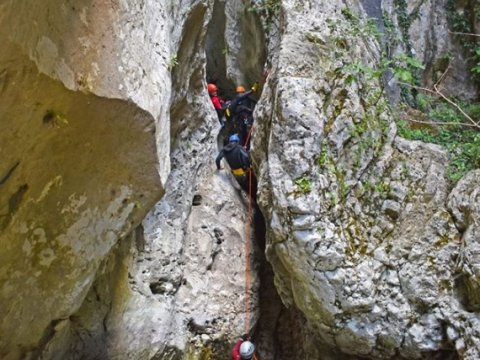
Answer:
[398, 65, 480, 130]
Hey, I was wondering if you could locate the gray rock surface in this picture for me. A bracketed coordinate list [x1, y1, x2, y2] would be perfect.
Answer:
[380, 0, 478, 100]
[0, 1, 167, 357]
[1, 0, 479, 359]
[253, 0, 480, 358]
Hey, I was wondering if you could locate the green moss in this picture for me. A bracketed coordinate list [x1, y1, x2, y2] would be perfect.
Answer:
[248, 0, 281, 32]
[294, 174, 312, 195]
[318, 146, 330, 167]
[445, 0, 480, 80]
[375, 181, 390, 198]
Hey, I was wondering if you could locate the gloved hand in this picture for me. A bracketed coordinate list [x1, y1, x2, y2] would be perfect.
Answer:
[251, 82, 259, 92]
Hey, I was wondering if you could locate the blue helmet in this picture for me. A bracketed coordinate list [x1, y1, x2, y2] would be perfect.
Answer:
[229, 134, 240, 143]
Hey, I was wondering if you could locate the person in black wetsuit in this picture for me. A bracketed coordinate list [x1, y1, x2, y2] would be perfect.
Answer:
[216, 134, 257, 199]
[228, 85, 257, 149]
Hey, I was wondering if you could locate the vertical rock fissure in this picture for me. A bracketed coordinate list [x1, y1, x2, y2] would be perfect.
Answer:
[206, 0, 235, 99]
[204, 2, 302, 359]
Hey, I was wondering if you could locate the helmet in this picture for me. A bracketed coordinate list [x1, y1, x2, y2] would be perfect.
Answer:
[236, 85, 246, 93]
[229, 134, 240, 143]
[239, 341, 255, 359]
[207, 83, 218, 94]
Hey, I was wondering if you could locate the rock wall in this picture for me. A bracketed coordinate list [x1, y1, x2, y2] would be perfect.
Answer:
[0, 0, 172, 358]
[2, 0, 479, 359]
[379, 0, 478, 100]
[1, 0, 267, 359]
[253, 0, 480, 359]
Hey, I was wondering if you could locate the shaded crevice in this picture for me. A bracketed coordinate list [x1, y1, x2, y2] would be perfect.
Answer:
[0, 183, 29, 232]
[205, 2, 298, 359]
[170, 2, 209, 141]
[27, 318, 68, 360]
[206, 0, 266, 100]
[454, 273, 480, 313]
[0, 161, 20, 186]
[253, 203, 313, 360]
[206, 0, 233, 99]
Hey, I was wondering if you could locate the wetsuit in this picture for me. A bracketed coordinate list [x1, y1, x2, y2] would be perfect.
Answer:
[216, 142, 257, 199]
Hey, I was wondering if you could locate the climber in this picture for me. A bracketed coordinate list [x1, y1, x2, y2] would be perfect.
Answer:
[225, 84, 258, 149]
[231, 336, 256, 360]
[207, 83, 226, 125]
[216, 134, 257, 200]
[230, 84, 258, 118]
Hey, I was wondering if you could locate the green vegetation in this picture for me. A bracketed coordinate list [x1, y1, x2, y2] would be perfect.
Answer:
[473, 47, 480, 76]
[340, 8, 380, 41]
[445, 0, 480, 79]
[337, 7, 423, 88]
[248, 0, 281, 15]
[338, 7, 480, 185]
[317, 146, 330, 167]
[392, 0, 424, 53]
[397, 102, 480, 182]
[375, 181, 390, 198]
[294, 174, 312, 194]
[248, 0, 281, 32]
[390, 53, 425, 84]
[167, 54, 178, 71]
[325, 191, 339, 208]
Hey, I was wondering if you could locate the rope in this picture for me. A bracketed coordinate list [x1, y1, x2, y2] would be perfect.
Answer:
[243, 124, 255, 149]
[244, 166, 253, 334]
[242, 78, 266, 357]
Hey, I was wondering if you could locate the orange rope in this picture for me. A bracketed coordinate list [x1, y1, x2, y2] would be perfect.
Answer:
[243, 77, 264, 355]
[243, 115, 255, 334]
[243, 124, 255, 149]
[244, 167, 253, 334]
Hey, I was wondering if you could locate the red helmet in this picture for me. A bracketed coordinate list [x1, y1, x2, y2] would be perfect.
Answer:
[207, 83, 218, 94]
[236, 85, 246, 93]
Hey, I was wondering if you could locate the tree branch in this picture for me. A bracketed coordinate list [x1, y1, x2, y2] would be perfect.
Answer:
[448, 30, 480, 37]
[402, 117, 479, 128]
[397, 68, 480, 130]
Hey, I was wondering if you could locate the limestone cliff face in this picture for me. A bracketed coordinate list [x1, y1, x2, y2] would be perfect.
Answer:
[1, 0, 479, 359]
[380, 0, 479, 100]
[0, 0, 169, 358]
[253, 0, 480, 359]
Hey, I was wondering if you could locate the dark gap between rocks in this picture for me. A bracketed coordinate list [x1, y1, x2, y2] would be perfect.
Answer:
[205, 2, 299, 359]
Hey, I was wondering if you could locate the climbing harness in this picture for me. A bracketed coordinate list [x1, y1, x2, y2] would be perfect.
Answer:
[232, 168, 247, 176]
